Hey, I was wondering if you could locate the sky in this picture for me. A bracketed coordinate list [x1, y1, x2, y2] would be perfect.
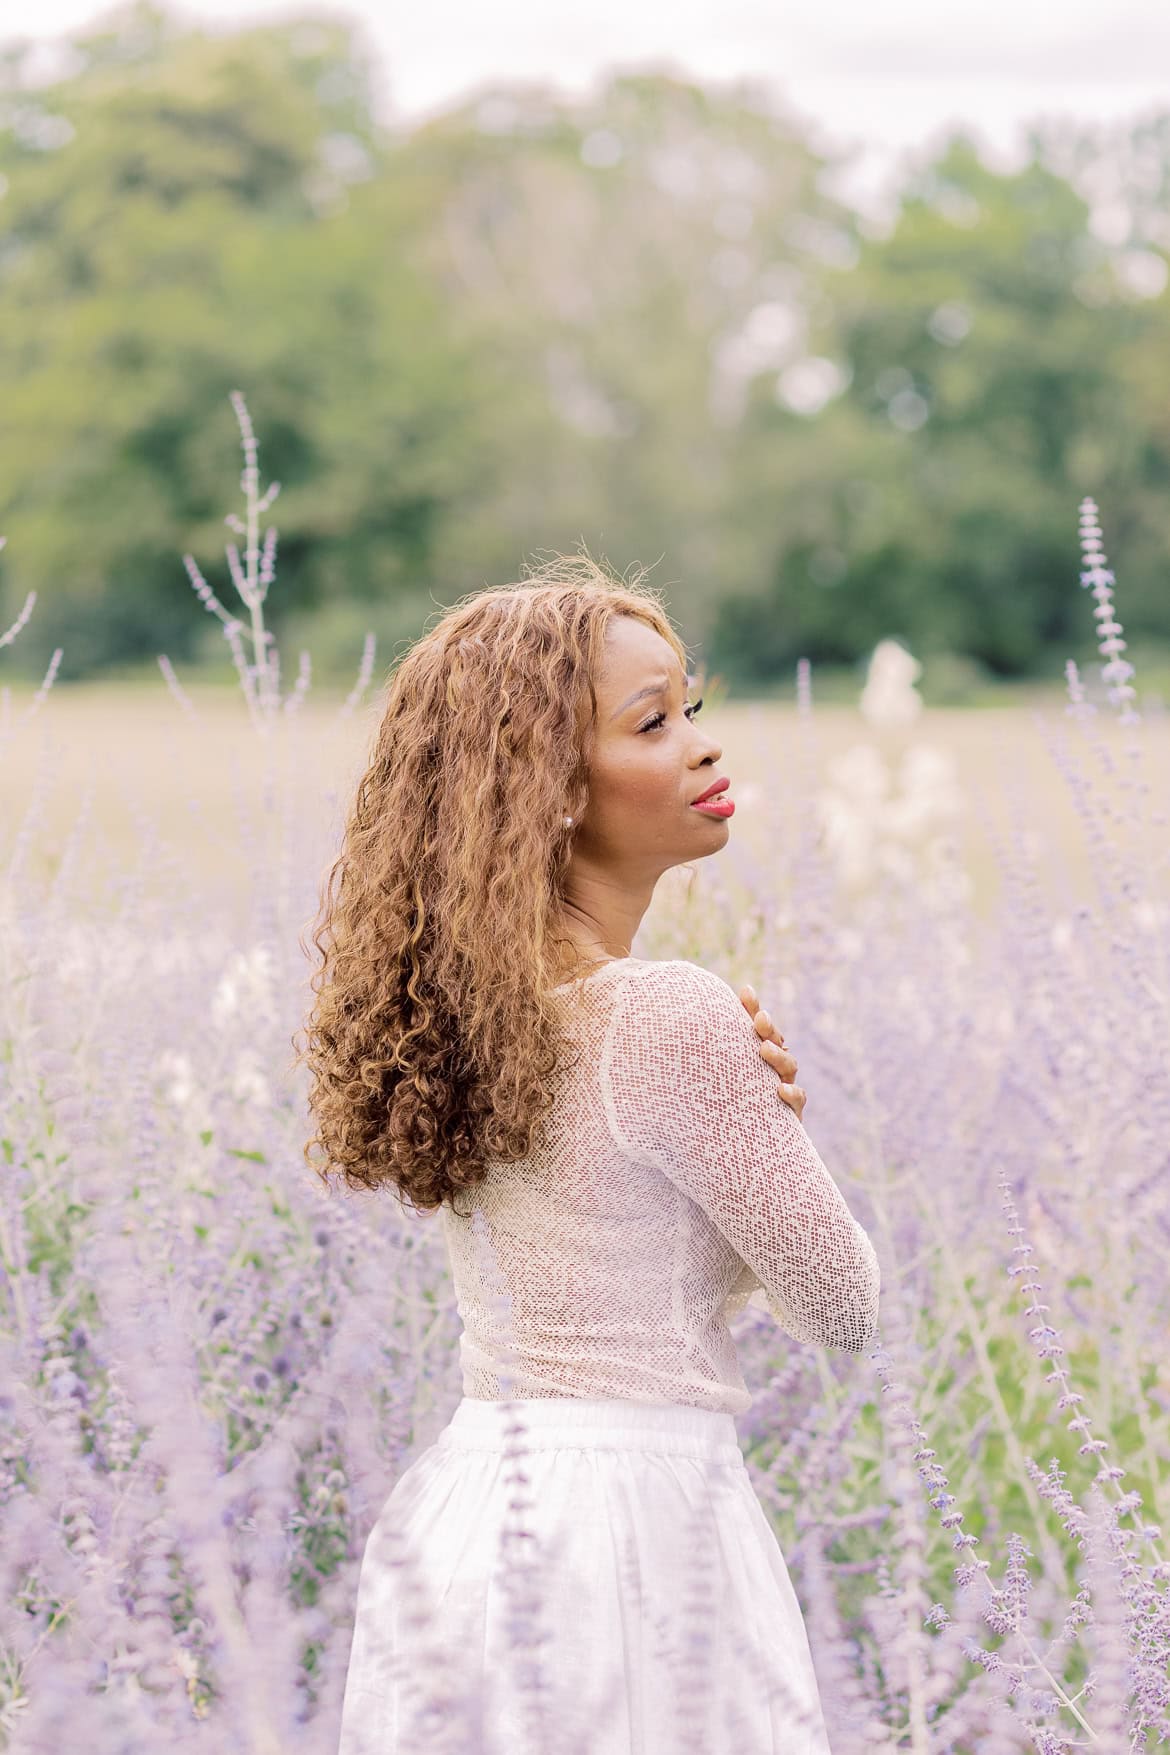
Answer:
[6, 0, 1170, 216]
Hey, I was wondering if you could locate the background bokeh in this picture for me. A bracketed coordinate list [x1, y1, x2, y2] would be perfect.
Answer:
[1, 6, 1168, 1750]
[0, 0, 1167, 698]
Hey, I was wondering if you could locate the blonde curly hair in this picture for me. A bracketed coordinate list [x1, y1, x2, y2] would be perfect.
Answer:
[293, 548, 693, 1214]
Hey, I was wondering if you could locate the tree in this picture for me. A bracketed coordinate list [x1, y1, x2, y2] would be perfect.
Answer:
[710, 130, 1169, 681]
[0, 2, 488, 675]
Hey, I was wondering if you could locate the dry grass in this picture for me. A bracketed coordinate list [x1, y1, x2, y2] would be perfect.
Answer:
[3, 680, 1163, 928]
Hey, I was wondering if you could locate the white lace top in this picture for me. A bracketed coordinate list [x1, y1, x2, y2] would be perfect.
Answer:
[437, 956, 881, 1414]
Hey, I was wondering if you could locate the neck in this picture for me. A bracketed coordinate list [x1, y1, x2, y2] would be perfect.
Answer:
[551, 871, 653, 980]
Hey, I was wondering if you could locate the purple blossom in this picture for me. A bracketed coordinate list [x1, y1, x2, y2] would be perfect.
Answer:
[1, 403, 1164, 1752]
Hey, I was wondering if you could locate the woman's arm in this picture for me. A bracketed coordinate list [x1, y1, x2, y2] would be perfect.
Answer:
[601, 960, 881, 1354]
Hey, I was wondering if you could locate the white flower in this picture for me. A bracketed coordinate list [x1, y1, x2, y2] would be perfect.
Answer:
[211, 945, 277, 1026]
[154, 1050, 198, 1107]
[231, 1052, 270, 1107]
[859, 639, 923, 728]
[816, 729, 967, 892]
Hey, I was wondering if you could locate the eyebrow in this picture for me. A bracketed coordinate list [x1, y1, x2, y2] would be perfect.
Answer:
[611, 674, 686, 721]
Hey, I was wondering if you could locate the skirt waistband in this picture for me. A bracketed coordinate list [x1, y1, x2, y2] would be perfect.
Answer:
[436, 1396, 744, 1463]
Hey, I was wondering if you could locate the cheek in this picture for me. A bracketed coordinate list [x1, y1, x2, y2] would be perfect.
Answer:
[603, 748, 674, 815]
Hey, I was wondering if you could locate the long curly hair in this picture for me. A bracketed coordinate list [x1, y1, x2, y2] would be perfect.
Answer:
[293, 548, 693, 1216]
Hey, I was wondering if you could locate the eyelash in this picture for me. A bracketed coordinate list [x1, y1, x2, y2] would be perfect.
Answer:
[638, 697, 704, 733]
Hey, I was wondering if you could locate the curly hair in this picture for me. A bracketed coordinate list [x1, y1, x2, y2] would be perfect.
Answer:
[292, 548, 693, 1215]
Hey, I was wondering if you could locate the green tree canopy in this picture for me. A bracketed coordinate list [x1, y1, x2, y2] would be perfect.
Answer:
[0, 3, 1166, 685]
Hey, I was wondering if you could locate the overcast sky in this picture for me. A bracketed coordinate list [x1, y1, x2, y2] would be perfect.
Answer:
[8, 0, 1170, 213]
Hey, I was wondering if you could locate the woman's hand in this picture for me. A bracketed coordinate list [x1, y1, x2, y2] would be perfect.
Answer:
[739, 985, 807, 1123]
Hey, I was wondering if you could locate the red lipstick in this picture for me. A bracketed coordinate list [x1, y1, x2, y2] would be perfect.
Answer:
[690, 776, 734, 818]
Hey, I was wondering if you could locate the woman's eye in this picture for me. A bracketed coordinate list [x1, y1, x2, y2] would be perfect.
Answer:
[639, 698, 703, 732]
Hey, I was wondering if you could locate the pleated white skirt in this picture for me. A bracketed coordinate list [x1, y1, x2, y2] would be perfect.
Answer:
[337, 1395, 833, 1755]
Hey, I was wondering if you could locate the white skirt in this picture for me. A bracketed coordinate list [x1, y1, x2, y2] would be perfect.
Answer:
[337, 1395, 833, 1755]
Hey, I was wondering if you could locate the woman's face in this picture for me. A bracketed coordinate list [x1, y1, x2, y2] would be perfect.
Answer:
[574, 616, 730, 872]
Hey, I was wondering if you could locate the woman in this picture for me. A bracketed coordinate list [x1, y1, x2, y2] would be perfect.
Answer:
[299, 552, 881, 1754]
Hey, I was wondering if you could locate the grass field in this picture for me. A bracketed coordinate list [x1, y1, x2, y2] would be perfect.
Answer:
[3, 673, 1165, 920]
[0, 653, 1167, 1751]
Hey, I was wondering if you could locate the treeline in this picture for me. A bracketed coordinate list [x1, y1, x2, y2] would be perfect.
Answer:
[0, 0, 1168, 686]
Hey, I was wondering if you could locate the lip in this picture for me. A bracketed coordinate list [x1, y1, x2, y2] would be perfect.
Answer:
[690, 776, 730, 805]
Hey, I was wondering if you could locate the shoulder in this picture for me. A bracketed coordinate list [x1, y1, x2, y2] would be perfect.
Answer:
[615, 957, 748, 1029]
[622, 956, 736, 994]
[600, 958, 765, 1112]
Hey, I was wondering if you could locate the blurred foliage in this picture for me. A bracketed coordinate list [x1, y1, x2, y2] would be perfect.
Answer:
[0, 0, 1168, 686]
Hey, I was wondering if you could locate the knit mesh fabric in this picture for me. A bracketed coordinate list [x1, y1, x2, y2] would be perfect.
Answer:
[438, 957, 881, 1414]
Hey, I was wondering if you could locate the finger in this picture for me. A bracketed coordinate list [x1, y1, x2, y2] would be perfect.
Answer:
[777, 1083, 807, 1121]
[752, 1007, 786, 1048]
[743, 991, 789, 1054]
[759, 1040, 798, 1078]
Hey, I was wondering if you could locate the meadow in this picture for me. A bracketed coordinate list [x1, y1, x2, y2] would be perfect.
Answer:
[0, 423, 1167, 1751]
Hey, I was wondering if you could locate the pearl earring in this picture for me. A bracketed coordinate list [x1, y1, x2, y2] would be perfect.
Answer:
[563, 814, 574, 829]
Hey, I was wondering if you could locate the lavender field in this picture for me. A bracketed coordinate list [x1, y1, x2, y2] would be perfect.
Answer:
[0, 407, 1167, 1751]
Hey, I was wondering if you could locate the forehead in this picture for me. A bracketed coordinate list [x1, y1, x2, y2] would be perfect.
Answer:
[601, 616, 684, 692]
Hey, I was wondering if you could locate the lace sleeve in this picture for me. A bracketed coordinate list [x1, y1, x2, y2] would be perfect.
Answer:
[600, 961, 881, 1353]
